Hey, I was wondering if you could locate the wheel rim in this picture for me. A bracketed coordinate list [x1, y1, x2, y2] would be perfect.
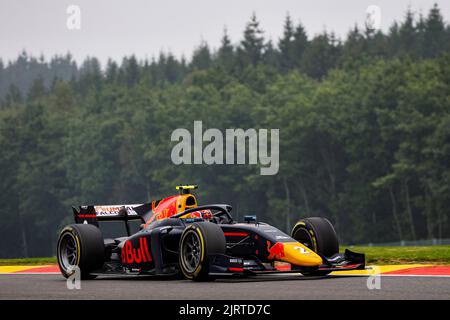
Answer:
[58, 232, 78, 272]
[293, 228, 316, 251]
[181, 231, 202, 273]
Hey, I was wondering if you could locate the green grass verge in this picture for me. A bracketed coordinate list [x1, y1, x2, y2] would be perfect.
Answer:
[346, 245, 450, 265]
[0, 257, 57, 266]
[1, 246, 450, 266]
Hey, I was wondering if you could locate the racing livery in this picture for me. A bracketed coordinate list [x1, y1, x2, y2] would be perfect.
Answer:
[57, 185, 365, 280]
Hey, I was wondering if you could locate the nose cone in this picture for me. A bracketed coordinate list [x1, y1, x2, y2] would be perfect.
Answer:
[280, 242, 323, 267]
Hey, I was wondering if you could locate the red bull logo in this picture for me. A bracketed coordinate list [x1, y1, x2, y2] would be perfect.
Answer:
[122, 237, 152, 264]
[267, 241, 285, 260]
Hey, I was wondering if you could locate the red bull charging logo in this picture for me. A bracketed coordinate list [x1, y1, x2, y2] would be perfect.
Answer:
[267, 241, 285, 260]
[122, 238, 152, 264]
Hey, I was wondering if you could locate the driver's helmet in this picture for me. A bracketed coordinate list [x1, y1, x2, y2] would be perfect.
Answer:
[188, 209, 213, 220]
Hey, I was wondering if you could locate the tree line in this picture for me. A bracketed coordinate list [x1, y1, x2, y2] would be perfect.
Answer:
[0, 4, 449, 257]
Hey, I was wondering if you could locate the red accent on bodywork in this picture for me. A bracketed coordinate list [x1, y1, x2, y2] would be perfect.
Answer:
[274, 263, 291, 271]
[228, 267, 244, 272]
[133, 245, 142, 263]
[142, 236, 152, 262]
[267, 241, 285, 260]
[77, 214, 97, 218]
[224, 232, 249, 237]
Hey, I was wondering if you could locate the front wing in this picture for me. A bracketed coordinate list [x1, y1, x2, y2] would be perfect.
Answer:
[207, 249, 365, 277]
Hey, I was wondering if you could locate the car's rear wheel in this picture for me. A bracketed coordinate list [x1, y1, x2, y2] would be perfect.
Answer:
[291, 217, 339, 276]
[179, 222, 226, 281]
[57, 224, 105, 280]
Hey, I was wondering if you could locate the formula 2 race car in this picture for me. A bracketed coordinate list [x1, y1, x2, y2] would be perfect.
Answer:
[57, 185, 365, 280]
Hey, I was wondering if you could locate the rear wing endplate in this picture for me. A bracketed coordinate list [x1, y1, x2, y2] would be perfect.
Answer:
[73, 202, 152, 227]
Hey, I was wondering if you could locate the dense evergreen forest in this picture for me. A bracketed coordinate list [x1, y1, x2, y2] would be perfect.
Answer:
[1, 5, 450, 258]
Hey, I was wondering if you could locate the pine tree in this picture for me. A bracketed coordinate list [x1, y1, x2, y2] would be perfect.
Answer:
[416, 13, 427, 57]
[263, 40, 278, 68]
[446, 25, 450, 52]
[5, 84, 23, 104]
[191, 41, 212, 70]
[292, 22, 308, 67]
[124, 55, 140, 87]
[216, 27, 235, 73]
[27, 77, 46, 101]
[165, 53, 182, 83]
[155, 52, 167, 84]
[387, 22, 401, 57]
[278, 14, 295, 72]
[105, 59, 118, 83]
[301, 32, 340, 79]
[341, 25, 366, 63]
[423, 3, 446, 58]
[398, 8, 418, 57]
[78, 57, 102, 92]
[239, 13, 265, 66]
[0, 59, 4, 98]
[367, 30, 388, 58]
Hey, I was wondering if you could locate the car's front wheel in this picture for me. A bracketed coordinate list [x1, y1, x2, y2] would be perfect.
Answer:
[179, 222, 226, 281]
[291, 217, 339, 276]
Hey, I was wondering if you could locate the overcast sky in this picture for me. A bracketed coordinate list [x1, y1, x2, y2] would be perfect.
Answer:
[1, 0, 449, 65]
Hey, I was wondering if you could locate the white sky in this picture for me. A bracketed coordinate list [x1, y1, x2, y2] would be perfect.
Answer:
[1, 0, 449, 65]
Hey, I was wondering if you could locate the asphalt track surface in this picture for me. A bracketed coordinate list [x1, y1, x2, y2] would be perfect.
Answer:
[1, 274, 449, 300]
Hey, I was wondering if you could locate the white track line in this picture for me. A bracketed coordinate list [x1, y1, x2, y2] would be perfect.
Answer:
[1, 272, 450, 278]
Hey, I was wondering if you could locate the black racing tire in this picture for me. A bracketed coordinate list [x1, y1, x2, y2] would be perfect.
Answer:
[179, 222, 226, 281]
[291, 217, 339, 276]
[57, 224, 105, 280]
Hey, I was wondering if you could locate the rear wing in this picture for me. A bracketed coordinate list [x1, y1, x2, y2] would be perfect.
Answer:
[73, 202, 153, 230]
